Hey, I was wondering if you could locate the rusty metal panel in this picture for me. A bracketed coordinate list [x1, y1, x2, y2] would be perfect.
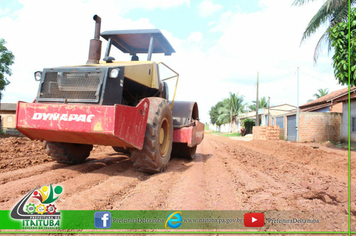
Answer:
[16, 99, 149, 149]
[173, 120, 204, 147]
[113, 98, 150, 149]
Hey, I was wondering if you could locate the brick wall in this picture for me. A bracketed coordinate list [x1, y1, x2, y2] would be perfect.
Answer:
[330, 102, 343, 113]
[298, 112, 341, 142]
[253, 126, 280, 140]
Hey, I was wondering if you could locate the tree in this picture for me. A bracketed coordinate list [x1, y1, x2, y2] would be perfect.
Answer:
[217, 92, 245, 132]
[209, 101, 225, 128]
[242, 118, 255, 135]
[0, 39, 15, 100]
[307, 88, 329, 102]
[293, 0, 354, 63]
[249, 96, 268, 111]
[329, 7, 356, 85]
[313, 88, 329, 98]
[216, 98, 232, 125]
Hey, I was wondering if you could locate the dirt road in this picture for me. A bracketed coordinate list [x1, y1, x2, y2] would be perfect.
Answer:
[0, 133, 355, 231]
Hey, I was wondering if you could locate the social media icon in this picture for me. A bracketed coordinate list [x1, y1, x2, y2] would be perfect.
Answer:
[94, 211, 111, 228]
[165, 211, 182, 229]
[244, 213, 264, 227]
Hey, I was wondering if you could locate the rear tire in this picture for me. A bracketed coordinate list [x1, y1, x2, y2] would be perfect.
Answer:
[171, 143, 197, 159]
[46, 142, 93, 164]
[130, 97, 173, 173]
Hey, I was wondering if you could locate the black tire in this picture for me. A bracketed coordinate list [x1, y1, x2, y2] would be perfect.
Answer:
[130, 97, 173, 173]
[112, 146, 130, 153]
[171, 143, 197, 159]
[46, 142, 93, 164]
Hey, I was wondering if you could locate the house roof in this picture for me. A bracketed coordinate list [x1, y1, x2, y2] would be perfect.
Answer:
[299, 86, 356, 111]
[333, 88, 356, 103]
[269, 104, 296, 109]
[238, 103, 296, 119]
[0, 103, 17, 111]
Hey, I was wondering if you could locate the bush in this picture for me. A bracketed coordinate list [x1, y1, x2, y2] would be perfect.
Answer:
[242, 118, 255, 134]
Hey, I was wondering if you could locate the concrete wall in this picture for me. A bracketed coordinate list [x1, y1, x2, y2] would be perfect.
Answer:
[0, 113, 19, 134]
[298, 112, 341, 142]
[341, 101, 356, 142]
[253, 126, 280, 140]
[209, 123, 232, 133]
[1, 114, 16, 129]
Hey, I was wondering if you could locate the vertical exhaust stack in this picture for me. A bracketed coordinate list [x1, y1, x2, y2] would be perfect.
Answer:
[86, 15, 102, 64]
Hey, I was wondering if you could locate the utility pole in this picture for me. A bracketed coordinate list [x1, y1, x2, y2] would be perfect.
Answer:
[255, 72, 259, 126]
[268, 96, 270, 126]
[296, 67, 300, 142]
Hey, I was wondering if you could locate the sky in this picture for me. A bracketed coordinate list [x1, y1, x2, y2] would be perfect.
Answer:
[0, 0, 347, 123]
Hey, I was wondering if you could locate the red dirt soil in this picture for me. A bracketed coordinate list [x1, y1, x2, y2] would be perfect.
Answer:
[0, 133, 355, 232]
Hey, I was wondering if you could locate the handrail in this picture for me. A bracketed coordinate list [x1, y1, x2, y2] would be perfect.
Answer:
[158, 62, 179, 110]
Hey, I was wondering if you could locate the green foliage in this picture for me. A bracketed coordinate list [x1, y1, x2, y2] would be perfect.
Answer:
[313, 88, 329, 99]
[216, 98, 231, 124]
[242, 118, 255, 134]
[210, 131, 220, 134]
[293, 0, 353, 63]
[209, 101, 225, 126]
[249, 96, 268, 111]
[217, 92, 245, 125]
[204, 122, 209, 131]
[221, 133, 241, 137]
[329, 7, 356, 86]
[210, 131, 241, 137]
[308, 88, 329, 102]
[209, 92, 246, 130]
[0, 39, 15, 100]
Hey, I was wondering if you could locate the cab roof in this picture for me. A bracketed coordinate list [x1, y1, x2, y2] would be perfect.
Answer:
[100, 29, 175, 56]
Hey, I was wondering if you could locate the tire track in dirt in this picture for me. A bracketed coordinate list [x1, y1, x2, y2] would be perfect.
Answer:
[190, 142, 241, 210]
[0, 154, 128, 209]
[203, 135, 289, 210]
[57, 162, 150, 210]
[0, 162, 67, 185]
[110, 158, 191, 210]
[160, 152, 210, 210]
[0, 133, 354, 231]
[204, 134, 350, 231]
[210, 135, 348, 208]
[50, 160, 135, 209]
[236, 140, 351, 182]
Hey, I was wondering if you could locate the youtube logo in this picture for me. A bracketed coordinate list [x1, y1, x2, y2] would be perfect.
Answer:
[244, 213, 264, 227]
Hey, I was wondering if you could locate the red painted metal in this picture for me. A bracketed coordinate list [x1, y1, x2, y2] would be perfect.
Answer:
[16, 98, 150, 150]
[173, 120, 204, 147]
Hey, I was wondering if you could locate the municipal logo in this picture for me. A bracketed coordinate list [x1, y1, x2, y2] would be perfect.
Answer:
[11, 184, 63, 229]
[94, 211, 111, 228]
[165, 211, 182, 229]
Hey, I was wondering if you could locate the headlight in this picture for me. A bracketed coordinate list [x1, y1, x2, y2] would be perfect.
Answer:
[109, 68, 119, 78]
[34, 71, 42, 81]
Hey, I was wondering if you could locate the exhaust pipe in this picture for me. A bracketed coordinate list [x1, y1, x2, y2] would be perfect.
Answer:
[86, 15, 102, 64]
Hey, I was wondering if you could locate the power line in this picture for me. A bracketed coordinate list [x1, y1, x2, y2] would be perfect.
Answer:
[259, 70, 296, 84]
[300, 71, 326, 81]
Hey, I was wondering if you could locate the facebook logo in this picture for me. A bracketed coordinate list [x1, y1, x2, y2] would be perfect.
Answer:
[94, 211, 111, 228]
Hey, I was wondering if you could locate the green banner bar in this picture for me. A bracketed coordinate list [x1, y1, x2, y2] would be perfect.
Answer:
[0, 211, 22, 229]
[0, 210, 339, 231]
